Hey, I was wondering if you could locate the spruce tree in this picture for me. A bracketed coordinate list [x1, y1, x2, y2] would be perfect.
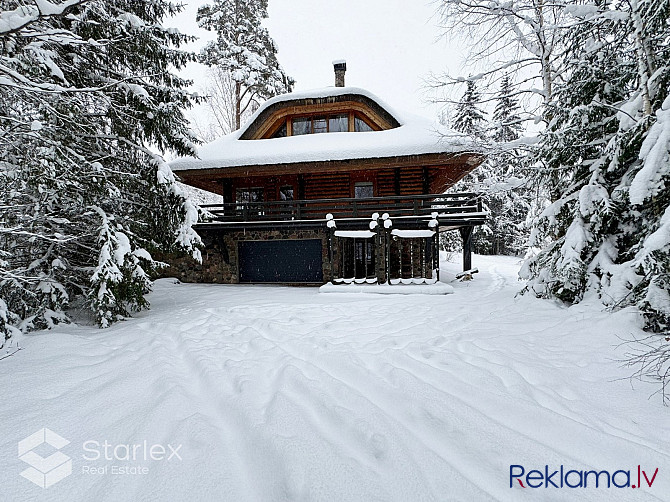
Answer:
[522, 0, 670, 337]
[482, 76, 529, 255]
[452, 80, 486, 139]
[449, 80, 487, 252]
[492, 76, 523, 143]
[197, 0, 295, 130]
[448, 78, 530, 256]
[0, 0, 202, 344]
[521, 15, 629, 302]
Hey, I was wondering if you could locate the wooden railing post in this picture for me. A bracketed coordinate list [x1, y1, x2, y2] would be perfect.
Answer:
[352, 200, 358, 218]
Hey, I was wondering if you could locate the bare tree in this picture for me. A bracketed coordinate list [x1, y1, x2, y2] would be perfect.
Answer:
[197, 0, 294, 131]
[431, 0, 569, 118]
[203, 66, 239, 136]
[188, 67, 263, 142]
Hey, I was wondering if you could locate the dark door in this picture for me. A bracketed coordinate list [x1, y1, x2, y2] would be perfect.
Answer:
[238, 239, 323, 283]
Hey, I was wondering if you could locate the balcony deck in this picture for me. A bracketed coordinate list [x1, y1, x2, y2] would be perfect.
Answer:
[198, 193, 487, 230]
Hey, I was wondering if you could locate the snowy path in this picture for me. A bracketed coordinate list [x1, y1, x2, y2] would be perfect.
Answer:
[1, 255, 669, 501]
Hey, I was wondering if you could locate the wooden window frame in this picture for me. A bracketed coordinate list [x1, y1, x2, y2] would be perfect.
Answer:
[235, 187, 265, 203]
[290, 113, 351, 136]
[267, 118, 289, 139]
[278, 184, 295, 201]
[350, 171, 376, 198]
[253, 100, 395, 139]
[263, 110, 382, 139]
[353, 112, 379, 132]
[353, 180, 375, 199]
[269, 120, 288, 138]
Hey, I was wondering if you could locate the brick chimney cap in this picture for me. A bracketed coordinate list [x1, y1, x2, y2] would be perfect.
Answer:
[332, 60, 347, 70]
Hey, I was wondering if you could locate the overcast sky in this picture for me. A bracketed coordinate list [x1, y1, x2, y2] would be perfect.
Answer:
[169, 0, 465, 126]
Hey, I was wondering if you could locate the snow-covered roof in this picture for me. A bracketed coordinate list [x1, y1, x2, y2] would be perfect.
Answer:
[170, 87, 479, 172]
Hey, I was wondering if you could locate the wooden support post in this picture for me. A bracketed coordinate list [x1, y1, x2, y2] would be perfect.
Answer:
[222, 180, 233, 216]
[365, 239, 371, 278]
[340, 238, 344, 279]
[434, 233, 440, 282]
[374, 232, 383, 283]
[421, 239, 426, 279]
[385, 232, 391, 284]
[297, 174, 305, 200]
[459, 226, 473, 272]
[327, 231, 335, 283]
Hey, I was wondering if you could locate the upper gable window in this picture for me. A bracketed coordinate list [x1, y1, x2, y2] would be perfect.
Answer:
[291, 114, 351, 136]
[354, 116, 374, 132]
[272, 123, 287, 138]
[313, 117, 328, 134]
[329, 115, 348, 132]
[292, 117, 311, 136]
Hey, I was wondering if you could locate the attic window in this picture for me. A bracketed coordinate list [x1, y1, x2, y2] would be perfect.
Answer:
[329, 115, 348, 132]
[354, 116, 374, 132]
[292, 117, 311, 136]
[291, 114, 350, 136]
[272, 122, 287, 138]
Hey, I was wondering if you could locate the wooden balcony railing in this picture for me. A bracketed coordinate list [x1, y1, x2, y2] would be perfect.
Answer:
[200, 193, 485, 223]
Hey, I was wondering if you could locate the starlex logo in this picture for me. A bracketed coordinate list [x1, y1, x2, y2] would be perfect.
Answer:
[510, 464, 659, 489]
[18, 428, 72, 489]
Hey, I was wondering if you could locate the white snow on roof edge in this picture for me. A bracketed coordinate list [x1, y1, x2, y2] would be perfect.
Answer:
[171, 87, 482, 172]
[238, 86, 407, 136]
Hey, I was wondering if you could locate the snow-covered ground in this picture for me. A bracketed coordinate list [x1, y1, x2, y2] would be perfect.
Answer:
[1, 255, 669, 501]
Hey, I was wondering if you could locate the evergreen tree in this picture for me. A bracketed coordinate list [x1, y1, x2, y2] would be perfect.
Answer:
[448, 80, 489, 253]
[0, 0, 202, 344]
[447, 77, 530, 256]
[521, 14, 629, 302]
[481, 76, 530, 256]
[452, 80, 486, 139]
[436, 0, 670, 395]
[197, 0, 295, 130]
[522, 1, 670, 337]
[492, 76, 523, 143]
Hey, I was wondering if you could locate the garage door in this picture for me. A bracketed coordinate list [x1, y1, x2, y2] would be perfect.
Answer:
[238, 239, 323, 283]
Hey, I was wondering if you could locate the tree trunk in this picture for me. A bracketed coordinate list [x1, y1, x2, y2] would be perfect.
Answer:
[630, 0, 654, 117]
[235, 81, 241, 130]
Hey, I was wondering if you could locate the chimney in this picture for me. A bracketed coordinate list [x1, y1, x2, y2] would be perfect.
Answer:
[333, 60, 346, 87]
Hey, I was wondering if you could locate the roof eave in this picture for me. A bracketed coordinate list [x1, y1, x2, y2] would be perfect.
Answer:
[173, 151, 485, 178]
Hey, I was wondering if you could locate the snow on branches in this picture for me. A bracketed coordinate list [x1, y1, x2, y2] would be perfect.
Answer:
[0, 0, 204, 345]
[197, 0, 294, 131]
[520, 1, 670, 337]
[436, 0, 670, 348]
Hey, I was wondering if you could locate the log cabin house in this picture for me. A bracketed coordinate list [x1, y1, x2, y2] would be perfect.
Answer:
[170, 62, 486, 285]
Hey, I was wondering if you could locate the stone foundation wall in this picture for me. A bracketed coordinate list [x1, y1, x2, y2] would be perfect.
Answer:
[159, 227, 331, 284]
